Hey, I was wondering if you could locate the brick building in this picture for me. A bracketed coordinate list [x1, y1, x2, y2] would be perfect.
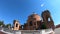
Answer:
[41, 10, 55, 30]
[23, 13, 42, 30]
[56, 24, 60, 28]
[13, 10, 55, 30]
[13, 20, 21, 30]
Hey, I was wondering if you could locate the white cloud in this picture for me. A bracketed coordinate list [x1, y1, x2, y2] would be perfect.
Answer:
[41, 3, 44, 7]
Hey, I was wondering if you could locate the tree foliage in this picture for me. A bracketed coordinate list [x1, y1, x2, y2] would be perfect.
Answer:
[0, 21, 5, 27]
[41, 23, 47, 29]
[5, 24, 11, 28]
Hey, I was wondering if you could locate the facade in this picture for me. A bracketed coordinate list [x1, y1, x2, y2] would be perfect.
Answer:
[13, 20, 21, 30]
[23, 14, 42, 30]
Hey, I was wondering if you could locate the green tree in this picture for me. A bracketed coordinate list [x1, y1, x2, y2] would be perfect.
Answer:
[5, 24, 11, 28]
[0, 21, 5, 27]
[41, 23, 47, 29]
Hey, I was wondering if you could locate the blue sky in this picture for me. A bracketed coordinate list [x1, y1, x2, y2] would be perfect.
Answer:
[0, 0, 60, 26]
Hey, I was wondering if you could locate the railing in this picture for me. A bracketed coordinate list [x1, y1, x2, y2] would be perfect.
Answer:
[0, 28, 54, 34]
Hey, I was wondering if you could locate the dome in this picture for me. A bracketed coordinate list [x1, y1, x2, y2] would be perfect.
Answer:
[28, 13, 41, 21]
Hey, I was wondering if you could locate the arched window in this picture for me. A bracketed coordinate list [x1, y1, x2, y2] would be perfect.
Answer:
[30, 21, 32, 26]
[16, 24, 18, 27]
[48, 18, 51, 21]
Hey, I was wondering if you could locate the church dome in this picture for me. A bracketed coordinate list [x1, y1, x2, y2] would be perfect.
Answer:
[28, 13, 41, 21]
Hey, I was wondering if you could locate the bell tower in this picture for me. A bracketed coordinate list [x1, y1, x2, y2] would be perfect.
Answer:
[13, 20, 21, 30]
[41, 10, 55, 30]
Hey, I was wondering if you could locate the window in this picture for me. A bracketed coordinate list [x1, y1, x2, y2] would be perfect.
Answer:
[30, 21, 32, 26]
[19, 26, 21, 30]
[34, 23, 36, 25]
[48, 18, 51, 21]
[16, 24, 18, 27]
